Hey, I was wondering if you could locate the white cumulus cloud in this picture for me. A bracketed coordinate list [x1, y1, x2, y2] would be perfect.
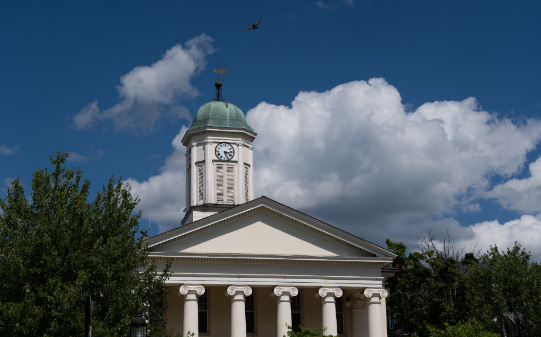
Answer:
[453, 215, 541, 260]
[72, 34, 215, 135]
[248, 79, 541, 215]
[487, 157, 541, 213]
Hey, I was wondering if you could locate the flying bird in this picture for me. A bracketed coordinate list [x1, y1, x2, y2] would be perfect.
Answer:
[244, 18, 262, 31]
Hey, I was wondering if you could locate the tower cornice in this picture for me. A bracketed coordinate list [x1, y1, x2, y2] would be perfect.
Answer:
[181, 127, 257, 146]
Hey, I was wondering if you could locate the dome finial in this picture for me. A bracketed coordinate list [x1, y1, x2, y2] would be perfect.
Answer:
[213, 59, 229, 101]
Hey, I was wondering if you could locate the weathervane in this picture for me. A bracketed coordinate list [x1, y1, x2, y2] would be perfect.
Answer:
[213, 59, 229, 101]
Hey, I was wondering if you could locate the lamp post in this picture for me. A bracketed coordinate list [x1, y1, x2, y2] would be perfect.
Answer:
[130, 310, 148, 337]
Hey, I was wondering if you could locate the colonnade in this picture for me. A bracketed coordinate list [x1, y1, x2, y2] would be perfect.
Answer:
[178, 284, 388, 337]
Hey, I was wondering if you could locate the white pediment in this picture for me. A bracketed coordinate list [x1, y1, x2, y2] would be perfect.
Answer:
[147, 198, 395, 259]
[157, 211, 364, 257]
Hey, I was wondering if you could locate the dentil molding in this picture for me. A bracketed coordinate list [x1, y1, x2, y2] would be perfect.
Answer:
[227, 285, 253, 297]
[179, 284, 206, 296]
[363, 288, 388, 298]
[317, 287, 343, 298]
[274, 286, 299, 297]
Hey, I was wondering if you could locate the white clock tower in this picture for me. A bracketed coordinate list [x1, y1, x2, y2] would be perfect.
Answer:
[181, 81, 257, 225]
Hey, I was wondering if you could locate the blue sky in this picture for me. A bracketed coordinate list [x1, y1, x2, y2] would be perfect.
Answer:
[2, 1, 541, 257]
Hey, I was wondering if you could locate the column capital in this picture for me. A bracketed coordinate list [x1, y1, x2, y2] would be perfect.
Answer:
[274, 286, 298, 297]
[227, 285, 252, 297]
[179, 284, 205, 296]
[317, 287, 343, 298]
[363, 288, 388, 299]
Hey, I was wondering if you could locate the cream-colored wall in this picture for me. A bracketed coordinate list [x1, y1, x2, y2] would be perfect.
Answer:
[301, 288, 322, 331]
[343, 296, 352, 337]
[162, 212, 364, 257]
[165, 287, 183, 334]
[255, 287, 277, 337]
[208, 286, 230, 337]
[195, 144, 204, 162]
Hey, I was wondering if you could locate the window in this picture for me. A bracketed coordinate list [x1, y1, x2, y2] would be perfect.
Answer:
[198, 291, 208, 333]
[335, 296, 344, 335]
[244, 165, 249, 202]
[197, 165, 204, 203]
[215, 164, 235, 203]
[245, 293, 255, 333]
[388, 313, 399, 331]
[291, 292, 301, 332]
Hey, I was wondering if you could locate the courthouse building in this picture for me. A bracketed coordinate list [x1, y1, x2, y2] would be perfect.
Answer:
[144, 82, 397, 337]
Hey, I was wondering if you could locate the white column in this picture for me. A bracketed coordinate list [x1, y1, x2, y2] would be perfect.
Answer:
[364, 289, 388, 337]
[346, 297, 368, 337]
[381, 295, 388, 337]
[237, 142, 245, 204]
[316, 287, 342, 336]
[227, 286, 252, 337]
[273, 286, 298, 337]
[204, 141, 213, 204]
[179, 285, 205, 337]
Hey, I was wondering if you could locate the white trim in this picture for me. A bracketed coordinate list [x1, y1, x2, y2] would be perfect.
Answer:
[162, 274, 384, 288]
[148, 253, 392, 267]
[182, 127, 257, 146]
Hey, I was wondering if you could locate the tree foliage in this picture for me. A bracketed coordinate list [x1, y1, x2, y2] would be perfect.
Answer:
[427, 321, 498, 337]
[385, 232, 478, 337]
[387, 233, 541, 337]
[468, 243, 541, 337]
[0, 151, 176, 337]
[283, 324, 336, 337]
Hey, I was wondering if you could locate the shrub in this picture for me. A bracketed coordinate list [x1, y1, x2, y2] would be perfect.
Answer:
[428, 321, 499, 337]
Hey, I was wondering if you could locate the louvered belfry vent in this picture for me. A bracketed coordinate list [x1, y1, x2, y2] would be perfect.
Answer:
[216, 164, 224, 202]
[198, 164, 204, 203]
[226, 165, 235, 203]
[215, 163, 235, 204]
[244, 165, 249, 202]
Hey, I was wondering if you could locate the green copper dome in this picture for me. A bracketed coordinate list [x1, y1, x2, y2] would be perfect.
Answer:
[189, 101, 255, 133]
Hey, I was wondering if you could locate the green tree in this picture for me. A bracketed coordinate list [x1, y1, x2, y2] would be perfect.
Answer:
[0, 151, 177, 337]
[468, 243, 541, 337]
[283, 324, 336, 337]
[385, 231, 477, 336]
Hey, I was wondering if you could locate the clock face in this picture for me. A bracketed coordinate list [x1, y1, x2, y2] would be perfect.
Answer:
[215, 142, 235, 161]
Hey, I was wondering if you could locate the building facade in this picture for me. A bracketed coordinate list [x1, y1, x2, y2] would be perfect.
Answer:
[144, 89, 396, 337]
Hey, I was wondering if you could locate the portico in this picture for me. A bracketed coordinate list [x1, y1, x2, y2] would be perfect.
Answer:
[146, 197, 396, 337]
[172, 284, 387, 337]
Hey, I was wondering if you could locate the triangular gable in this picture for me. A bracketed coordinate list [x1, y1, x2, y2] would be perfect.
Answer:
[146, 197, 396, 259]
